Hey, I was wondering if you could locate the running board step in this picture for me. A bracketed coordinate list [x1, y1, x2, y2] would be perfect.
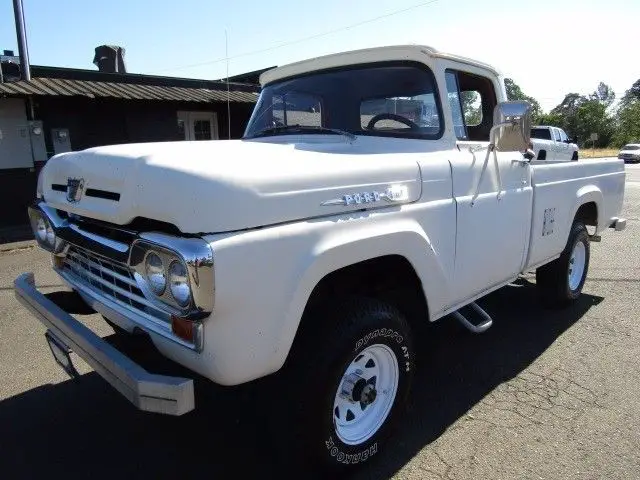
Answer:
[452, 302, 493, 334]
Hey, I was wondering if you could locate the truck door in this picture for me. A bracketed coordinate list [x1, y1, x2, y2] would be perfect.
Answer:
[558, 128, 570, 160]
[552, 127, 566, 160]
[445, 69, 534, 302]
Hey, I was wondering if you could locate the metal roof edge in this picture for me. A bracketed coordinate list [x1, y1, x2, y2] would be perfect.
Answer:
[28, 65, 260, 93]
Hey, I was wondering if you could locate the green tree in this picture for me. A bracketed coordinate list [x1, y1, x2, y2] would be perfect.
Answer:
[504, 78, 541, 121]
[549, 93, 585, 141]
[590, 82, 616, 108]
[461, 90, 482, 125]
[613, 101, 640, 146]
[613, 79, 640, 146]
[627, 79, 640, 102]
[575, 100, 614, 147]
[619, 78, 640, 108]
[548, 85, 616, 147]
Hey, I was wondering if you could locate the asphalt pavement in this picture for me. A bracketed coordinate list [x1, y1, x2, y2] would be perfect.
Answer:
[625, 161, 640, 184]
[0, 163, 639, 479]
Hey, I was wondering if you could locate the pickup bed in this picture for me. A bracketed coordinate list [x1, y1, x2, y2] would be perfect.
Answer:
[15, 44, 626, 472]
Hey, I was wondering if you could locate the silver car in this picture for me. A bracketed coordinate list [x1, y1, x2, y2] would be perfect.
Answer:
[618, 143, 640, 163]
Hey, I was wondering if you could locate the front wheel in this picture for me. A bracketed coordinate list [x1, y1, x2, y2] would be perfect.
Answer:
[273, 297, 415, 472]
[536, 221, 590, 307]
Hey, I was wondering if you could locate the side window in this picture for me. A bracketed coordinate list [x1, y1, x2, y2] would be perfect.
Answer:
[445, 71, 467, 140]
[559, 129, 568, 142]
[553, 128, 562, 142]
[445, 69, 497, 142]
[531, 127, 552, 140]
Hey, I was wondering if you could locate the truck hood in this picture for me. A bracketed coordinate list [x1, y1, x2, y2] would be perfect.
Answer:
[40, 138, 422, 233]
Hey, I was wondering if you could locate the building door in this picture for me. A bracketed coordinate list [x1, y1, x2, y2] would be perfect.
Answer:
[177, 111, 219, 140]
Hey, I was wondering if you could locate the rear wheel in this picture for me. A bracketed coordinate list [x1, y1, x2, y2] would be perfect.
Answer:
[536, 221, 590, 307]
[537, 150, 547, 160]
[272, 297, 415, 472]
[571, 151, 579, 161]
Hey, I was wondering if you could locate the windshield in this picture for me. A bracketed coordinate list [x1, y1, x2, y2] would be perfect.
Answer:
[244, 62, 442, 140]
[622, 145, 640, 150]
[530, 127, 552, 140]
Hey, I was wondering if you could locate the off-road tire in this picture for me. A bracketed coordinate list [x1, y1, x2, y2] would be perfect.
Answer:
[536, 221, 590, 307]
[271, 296, 415, 474]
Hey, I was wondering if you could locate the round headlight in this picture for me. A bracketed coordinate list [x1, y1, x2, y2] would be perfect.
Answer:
[168, 260, 190, 307]
[36, 217, 48, 243]
[145, 252, 166, 295]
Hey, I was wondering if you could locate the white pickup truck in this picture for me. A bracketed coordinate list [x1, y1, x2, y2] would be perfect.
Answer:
[530, 125, 579, 161]
[15, 45, 627, 472]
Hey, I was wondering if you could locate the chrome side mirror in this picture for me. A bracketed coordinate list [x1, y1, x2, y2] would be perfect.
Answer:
[491, 100, 532, 152]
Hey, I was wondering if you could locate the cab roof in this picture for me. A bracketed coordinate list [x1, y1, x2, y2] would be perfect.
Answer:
[259, 44, 502, 86]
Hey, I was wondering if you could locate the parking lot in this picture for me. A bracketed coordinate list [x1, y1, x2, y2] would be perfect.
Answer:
[1, 163, 639, 480]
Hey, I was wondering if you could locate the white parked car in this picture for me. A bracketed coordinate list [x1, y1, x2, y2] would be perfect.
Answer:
[530, 125, 579, 161]
[15, 45, 627, 472]
[618, 143, 640, 163]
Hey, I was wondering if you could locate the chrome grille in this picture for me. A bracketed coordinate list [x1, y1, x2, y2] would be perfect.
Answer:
[63, 245, 165, 319]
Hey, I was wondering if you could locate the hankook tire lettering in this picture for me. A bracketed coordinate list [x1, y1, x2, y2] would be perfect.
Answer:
[325, 436, 379, 464]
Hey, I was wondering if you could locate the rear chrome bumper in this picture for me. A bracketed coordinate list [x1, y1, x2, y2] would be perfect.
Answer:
[14, 272, 195, 416]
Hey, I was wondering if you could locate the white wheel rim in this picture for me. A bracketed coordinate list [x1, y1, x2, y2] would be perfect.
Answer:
[333, 343, 399, 446]
[568, 241, 586, 291]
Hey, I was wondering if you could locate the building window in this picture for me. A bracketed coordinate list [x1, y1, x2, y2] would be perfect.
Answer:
[177, 111, 219, 140]
[193, 120, 212, 140]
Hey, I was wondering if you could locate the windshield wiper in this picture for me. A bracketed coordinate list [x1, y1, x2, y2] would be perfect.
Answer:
[249, 124, 356, 142]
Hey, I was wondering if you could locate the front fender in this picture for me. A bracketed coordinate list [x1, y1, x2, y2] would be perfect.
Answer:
[193, 201, 454, 386]
[276, 218, 451, 369]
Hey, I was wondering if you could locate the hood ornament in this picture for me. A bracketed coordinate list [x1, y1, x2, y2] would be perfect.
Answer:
[66, 177, 85, 202]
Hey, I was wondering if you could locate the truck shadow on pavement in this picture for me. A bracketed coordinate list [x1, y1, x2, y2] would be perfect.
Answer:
[0, 277, 602, 480]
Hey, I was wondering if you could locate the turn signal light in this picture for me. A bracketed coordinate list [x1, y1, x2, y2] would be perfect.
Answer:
[171, 315, 194, 343]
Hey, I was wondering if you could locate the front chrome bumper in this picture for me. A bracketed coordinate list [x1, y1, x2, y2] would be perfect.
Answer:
[27, 200, 214, 352]
[14, 272, 195, 416]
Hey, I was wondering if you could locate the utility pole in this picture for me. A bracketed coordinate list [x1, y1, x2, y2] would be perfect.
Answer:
[13, 0, 31, 81]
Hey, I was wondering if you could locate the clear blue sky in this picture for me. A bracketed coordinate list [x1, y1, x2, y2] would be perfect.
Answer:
[1, 0, 638, 112]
